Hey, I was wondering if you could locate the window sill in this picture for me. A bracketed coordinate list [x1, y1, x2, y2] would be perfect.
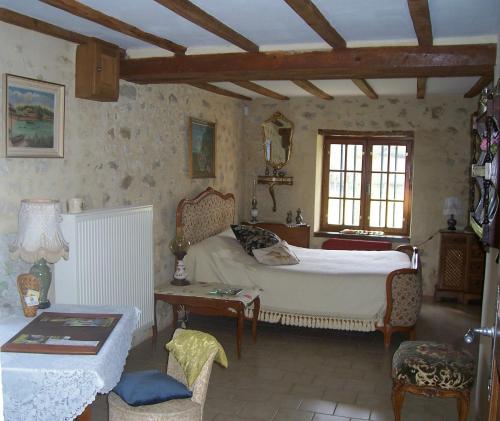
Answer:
[313, 231, 410, 244]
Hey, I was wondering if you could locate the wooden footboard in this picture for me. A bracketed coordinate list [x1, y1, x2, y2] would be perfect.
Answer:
[377, 245, 422, 347]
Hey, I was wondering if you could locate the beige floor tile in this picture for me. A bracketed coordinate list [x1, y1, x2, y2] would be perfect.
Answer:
[239, 400, 280, 420]
[272, 407, 315, 421]
[334, 403, 371, 419]
[290, 383, 327, 399]
[322, 388, 358, 404]
[270, 392, 303, 410]
[369, 408, 394, 421]
[299, 398, 336, 414]
[312, 415, 350, 421]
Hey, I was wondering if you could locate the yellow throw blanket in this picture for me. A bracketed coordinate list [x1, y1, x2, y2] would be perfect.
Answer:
[165, 329, 228, 387]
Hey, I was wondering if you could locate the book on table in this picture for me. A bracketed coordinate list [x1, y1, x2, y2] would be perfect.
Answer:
[1, 312, 122, 355]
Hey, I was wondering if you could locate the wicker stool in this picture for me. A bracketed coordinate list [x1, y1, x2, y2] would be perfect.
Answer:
[392, 341, 474, 421]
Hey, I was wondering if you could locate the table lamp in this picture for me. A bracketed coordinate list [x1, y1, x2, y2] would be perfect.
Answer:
[443, 196, 462, 230]
[10, 199, 69, 309]
[169, 234, 191, 286]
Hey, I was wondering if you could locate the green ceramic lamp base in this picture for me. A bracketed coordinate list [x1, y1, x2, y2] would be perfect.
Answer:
[30, 259, 52, 309]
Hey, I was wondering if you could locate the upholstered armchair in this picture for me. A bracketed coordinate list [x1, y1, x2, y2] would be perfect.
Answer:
[108, 329, 218, 421]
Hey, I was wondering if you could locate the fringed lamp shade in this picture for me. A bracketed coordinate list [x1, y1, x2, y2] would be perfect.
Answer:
[10, 199, 69, 263]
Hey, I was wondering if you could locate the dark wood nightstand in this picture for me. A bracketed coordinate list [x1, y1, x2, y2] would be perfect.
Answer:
[434, 230, 485, 304]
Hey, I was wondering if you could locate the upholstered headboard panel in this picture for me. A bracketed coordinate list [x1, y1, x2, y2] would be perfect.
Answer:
[176, 187, 235, 245]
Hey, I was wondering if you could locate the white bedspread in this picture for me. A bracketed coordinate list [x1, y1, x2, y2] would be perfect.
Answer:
[185, 230, 411, 331]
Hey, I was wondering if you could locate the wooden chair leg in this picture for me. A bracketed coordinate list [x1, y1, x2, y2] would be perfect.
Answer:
[457, 392, 470, 421]
[409, 326, 416, 340]
[392, 384, 405, 421]
[383, 326, 393, 348]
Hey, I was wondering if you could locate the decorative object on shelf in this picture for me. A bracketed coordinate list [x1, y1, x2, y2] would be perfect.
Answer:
[17, 274, 40, 317]
[286, 211, 293, 224]
[4, 74, 65, 158]
[443, 197, 461, 230]
[250, 179, 258, 223]
[296, 208, 304, 225]
[10, 199, 69, 309]
[189, 117, 216, 179]
[67, 197, 85, 213]
[257, 175, 293, 212]
[469, 80, 500, 246]
[278, 170, 286, 177]
[169, 234, 191, 286]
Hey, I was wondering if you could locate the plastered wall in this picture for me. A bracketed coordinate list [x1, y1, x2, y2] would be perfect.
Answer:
[242, 96, 476, 295]
[0, 22, 245, 317]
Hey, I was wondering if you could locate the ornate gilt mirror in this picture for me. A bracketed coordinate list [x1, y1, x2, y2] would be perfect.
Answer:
[262, 112, 293, 171]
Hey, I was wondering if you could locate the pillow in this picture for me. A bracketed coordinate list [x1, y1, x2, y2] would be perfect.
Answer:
[231, 224, 280, 256]
[113, 369, 192, 406]
[252, 241, 300, 265]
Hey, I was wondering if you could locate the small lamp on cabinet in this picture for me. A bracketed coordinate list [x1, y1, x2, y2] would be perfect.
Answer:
[443, 197, 462, 231]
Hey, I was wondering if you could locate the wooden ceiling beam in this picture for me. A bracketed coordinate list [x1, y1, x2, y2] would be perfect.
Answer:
[232, 81, 289, 100]
[417, 77, 426, 99]
[0, 7, 124, 53]
[351, 79, 378, 99]
[284, 0, 346, 48]
[189, 82, 252, 100]
[40, 0, 186, 54]
[464, 74, 493, 98]
[407, 0, 433, 47]
[154, 0, 258, 52]
[407, 0, 432, 98]
[120, 45, 496, 83]
[293, 80, 333, 100]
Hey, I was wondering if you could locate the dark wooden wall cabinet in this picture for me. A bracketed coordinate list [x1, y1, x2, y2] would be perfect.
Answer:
[244, 222, 310, 248]
[435, 230, 485, 304]
[75, 40, 120, 102]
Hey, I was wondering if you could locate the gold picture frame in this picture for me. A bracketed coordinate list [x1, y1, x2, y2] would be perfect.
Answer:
[189, 117, 216, 178]
[4, 74, 65, 158]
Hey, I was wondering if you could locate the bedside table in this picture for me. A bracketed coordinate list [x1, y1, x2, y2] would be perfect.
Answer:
[242, 221, 310, 248]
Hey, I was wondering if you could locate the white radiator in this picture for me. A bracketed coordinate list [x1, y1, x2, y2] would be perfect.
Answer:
[54, 206, 154, 331]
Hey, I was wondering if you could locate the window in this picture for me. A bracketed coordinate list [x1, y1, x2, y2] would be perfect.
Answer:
[320, 132, 413, 236]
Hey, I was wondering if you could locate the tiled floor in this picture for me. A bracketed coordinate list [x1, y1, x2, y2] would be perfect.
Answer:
[92, 299, 481, 421]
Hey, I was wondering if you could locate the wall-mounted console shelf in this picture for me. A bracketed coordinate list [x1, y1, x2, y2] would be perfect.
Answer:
[257, 176, 293, 212]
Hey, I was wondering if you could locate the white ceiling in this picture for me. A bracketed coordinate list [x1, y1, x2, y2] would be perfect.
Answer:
[1, 0, 499, 98]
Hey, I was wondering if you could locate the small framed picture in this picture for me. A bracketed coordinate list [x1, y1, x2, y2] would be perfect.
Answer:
[4, 74, 65, 158]
[189, 117, 216, 178]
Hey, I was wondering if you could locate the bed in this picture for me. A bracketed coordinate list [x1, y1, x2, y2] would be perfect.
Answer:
[177, 187, 422, 346]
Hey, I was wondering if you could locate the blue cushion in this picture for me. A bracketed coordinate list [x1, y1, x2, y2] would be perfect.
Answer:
[113, 370, 192, 406]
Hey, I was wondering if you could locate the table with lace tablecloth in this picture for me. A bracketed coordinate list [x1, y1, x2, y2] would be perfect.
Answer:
[1, 304, 140, 421]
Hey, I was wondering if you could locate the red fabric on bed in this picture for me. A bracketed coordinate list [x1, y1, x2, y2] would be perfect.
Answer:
[321, 238, 392, 251]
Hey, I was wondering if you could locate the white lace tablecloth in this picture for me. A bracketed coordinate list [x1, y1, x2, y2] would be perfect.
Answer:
[1, 304, 140, 421]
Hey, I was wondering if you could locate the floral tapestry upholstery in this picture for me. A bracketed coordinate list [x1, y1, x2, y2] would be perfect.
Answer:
[180, 194, 235, 245]
[392, 341, 475, 391]
[231, 225, 280, 256]
[389, 271, 422, 327]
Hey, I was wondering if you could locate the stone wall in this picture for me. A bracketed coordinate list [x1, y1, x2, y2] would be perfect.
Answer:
[0, 22, 245, 317]
[242, 96, 476, 295]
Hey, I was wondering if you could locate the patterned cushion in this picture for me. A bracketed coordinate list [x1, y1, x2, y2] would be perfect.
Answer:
[252, 241, 300, 265]
[392, 341, 474, 391]
[231, 224, 280, 256]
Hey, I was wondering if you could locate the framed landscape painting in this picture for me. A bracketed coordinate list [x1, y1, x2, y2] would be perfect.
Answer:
[189, 117, 216, 178]
[4, 74, 64, 158]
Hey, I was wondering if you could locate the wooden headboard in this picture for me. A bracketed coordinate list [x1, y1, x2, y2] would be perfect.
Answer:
[176, 187, 235, 245]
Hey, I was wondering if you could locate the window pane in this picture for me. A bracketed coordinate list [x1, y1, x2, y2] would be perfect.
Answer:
[329, 171, 343, 197]
[345, 172, 362, 198]
[387, 201, 404, 228]
[346, 144, 363, 171]
[328, 198, 343, 225]
[330, 144, 344, 170]
[388, 173, 406, 200]
[389, 145, 407, 173]
[369, 200, 386, 227]
[372, 145, 388, 172]
[344, 199, 360, 226]
[370, 173, 387, 200]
